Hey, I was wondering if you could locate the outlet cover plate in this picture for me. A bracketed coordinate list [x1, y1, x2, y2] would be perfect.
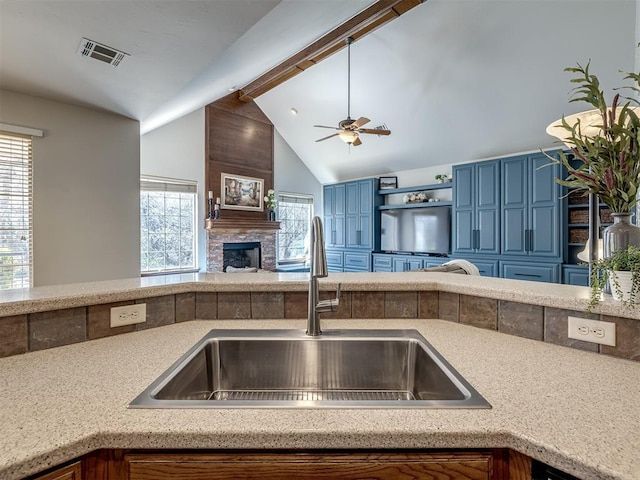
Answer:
[110, 304, 146, 328]
[568, 316, 616, 346]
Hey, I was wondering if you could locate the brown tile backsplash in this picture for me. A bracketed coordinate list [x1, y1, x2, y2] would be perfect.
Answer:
[384, 291, 418, 318]
[176, 293, 196, 323]
[352, 291, 385, 319]
[217, 292, 251, 319]
[460, 295, 497, 330]
[600, 315, 640, 361]
[135, 296, 175, 331]
[251, 292, 284, 319]
[0, 315, 28, 357]
[2, 288, 639, 362]
[418, 291, 439, 319]
[544, 308, 599, 352]
[87, 301, 136, 340]
[29, 307, 87, 351]
[195, 292, 217, 319]
[498, 301, 544, 340]
[438, 292, 459, 322]
[284, 292, 307, 319]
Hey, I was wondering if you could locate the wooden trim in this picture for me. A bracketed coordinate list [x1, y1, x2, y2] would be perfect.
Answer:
[205, 218, 280, 232]
[238, 0, 425, 102]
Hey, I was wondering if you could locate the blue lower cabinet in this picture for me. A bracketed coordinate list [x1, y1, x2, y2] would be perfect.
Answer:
[372, 254, 393, 272]
[562, 264, 589, 286]
[326, 249, 344, 272]
[500, 261, 560, 283]
[343, 251, 371, 272]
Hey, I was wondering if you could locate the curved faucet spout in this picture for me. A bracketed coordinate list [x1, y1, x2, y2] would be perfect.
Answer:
[307, 217, 338, 336]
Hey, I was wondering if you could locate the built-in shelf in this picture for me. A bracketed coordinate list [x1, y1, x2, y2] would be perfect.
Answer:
[377, 182, 452, 195]
[379, 201, 453, 211]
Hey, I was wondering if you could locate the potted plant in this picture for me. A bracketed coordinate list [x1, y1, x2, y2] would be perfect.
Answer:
[264, 189, 277, 220]
[435, 174, 450, 184]
[589, 245, 640, 310]
[546, 60, 640, 259]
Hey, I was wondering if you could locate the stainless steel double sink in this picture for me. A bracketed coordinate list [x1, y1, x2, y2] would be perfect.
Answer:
[129, 329, 490, 409]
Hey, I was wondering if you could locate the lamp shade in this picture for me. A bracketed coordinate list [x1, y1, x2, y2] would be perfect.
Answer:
[338, 130, 358, 144]
[546, 107, 640, 146]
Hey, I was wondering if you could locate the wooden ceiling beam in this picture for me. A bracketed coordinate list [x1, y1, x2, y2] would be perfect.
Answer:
[238, 0, 425, 102]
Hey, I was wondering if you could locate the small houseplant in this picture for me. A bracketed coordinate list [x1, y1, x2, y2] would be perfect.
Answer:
[264, 189, 277, 220]
[588, 245, 640, 310]
[435, 173, 450, 184]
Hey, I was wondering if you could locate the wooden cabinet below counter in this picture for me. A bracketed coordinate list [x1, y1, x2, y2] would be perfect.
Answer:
[27, 449, 535, 480]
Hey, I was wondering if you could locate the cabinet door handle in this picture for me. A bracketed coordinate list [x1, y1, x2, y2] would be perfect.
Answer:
[529, 229, 534, 253]
[514, 272, 542, 278]
[332, 230, 336, 245]
[356, 230, 361, 246]
[474, 229, 480, 250]
[524, 229, 530, 252]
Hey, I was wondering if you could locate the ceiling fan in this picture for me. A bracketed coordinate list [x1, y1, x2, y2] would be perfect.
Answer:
[314, 37, 391, 147]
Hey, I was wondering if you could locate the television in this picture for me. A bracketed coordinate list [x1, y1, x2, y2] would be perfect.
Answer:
[380, 206, 451, 255]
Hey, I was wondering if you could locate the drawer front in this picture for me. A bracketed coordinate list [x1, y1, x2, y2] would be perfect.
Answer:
[501, 262, 559, 283]
[326, 250, 344, 268]
[344, 251, 371, 271]
[562, 265, 589, 286]
[373, 254, 393, 268]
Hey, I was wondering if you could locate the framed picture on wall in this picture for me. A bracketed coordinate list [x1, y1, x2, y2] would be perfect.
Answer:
[378, 176, 398, 190]
[221, 173, 264, 211]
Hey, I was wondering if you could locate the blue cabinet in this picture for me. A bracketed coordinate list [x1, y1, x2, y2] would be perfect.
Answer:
[323, 183, 345, 248]
[501, 261, 560, 283]
[501, 153, 562, 259]
[562, 264, 589, 286]
[453, 160, 500, 255]
[345, 179, 378, 250]
[324, 179, 381, 272]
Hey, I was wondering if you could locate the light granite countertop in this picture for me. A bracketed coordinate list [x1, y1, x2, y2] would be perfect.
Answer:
[1, 271, 639, 321]
[0, 318, 639, 480]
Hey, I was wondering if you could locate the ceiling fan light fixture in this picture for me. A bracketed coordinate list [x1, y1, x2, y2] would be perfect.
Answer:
[338, 131, 358, 144]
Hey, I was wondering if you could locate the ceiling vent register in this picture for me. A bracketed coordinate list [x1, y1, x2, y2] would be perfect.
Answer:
[77, 38, 128, 67]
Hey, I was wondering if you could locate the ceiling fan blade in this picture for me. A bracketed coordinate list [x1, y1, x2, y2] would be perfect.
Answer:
[352, 136, 362, 146]
[352, 117, 370, 128]
[315, 133, 340, 142]
[359, 128, 391, 136]
[314, 125, 340, 130]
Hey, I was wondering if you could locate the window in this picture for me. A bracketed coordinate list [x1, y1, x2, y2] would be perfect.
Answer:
[140, 176, 197, 274]
[0, 131, 33, 290]
[277, 193, 313, 264]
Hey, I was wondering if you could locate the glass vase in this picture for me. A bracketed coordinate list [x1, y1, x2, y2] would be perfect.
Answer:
[603, 213, 640, 257]
[268, 209, 276, 221]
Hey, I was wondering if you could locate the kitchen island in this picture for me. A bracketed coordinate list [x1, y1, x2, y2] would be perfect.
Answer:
[0, 273, 639, 479]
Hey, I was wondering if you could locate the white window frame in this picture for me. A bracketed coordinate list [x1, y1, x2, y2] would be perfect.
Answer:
[0, 128, 39, 290]
[276, 192, 314, 266]
[140, 175, 198, 275]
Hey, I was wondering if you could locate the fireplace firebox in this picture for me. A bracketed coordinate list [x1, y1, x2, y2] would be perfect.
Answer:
[222, 242, 262, 271]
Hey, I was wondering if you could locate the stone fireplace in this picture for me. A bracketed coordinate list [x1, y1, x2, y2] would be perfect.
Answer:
[223, 242, 261, 270]
[206, 219, 279, 272]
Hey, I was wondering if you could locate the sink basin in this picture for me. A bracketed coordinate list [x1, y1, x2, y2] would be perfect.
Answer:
[129, 329, 490, 409]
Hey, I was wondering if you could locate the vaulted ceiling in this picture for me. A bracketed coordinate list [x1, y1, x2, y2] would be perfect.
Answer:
[1, 0, 636, 184]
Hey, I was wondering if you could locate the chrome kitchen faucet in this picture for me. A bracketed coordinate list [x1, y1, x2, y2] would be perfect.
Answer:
[306, 216, 340, 336]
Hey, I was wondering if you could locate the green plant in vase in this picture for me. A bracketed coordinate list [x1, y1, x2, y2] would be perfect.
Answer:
[589, 245, 640, 311]
[546, 60, 640, 272]
[264, 189, 277, 220]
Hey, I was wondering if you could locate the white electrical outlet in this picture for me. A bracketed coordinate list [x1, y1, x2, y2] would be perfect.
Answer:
[110, 303, 146, 328]
[567, 316, 616, 346]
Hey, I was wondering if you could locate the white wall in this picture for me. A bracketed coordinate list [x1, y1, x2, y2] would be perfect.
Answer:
[274, 128, 322, 216]
[0, 90, 140, 286]
[140, 109, 206, 271]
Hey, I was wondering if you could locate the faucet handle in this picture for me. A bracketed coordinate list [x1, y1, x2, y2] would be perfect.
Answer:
[315, 283, 341, 313]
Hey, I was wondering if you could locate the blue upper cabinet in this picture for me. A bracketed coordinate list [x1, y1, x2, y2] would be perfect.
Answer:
[323, 183, 345, 248]
[453, 160, 500, 255]
[501, 152, 562, 259]
[345, 179, 379, 250]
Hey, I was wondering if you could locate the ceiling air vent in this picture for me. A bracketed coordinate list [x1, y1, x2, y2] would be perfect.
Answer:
[77, 38, 129, 67]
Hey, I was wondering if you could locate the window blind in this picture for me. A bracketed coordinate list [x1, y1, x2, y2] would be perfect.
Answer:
[0, 131, 33, 289]
[140, 175, 197, 194]
[278, 193, 314, 205]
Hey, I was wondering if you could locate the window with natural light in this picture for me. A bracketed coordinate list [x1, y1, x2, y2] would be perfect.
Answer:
[277, 193, 313, 265]
[140, 176, 197, 274]
[0, 131, 33, 290]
